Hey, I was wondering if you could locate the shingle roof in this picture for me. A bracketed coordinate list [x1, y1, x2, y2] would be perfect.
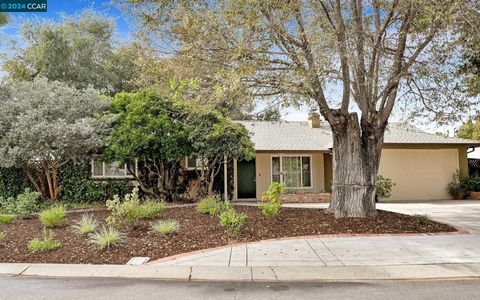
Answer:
[237, 121, 480, 151]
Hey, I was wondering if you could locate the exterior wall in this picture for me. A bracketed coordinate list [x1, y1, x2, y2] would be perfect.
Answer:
[254, 152, 325, 200]
[378, 148, 460, 201]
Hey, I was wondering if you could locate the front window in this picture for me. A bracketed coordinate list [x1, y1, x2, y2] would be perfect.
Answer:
[91, 159, 136, 178]
[271, 155, 312, 188]
[185, 157, 207, 170]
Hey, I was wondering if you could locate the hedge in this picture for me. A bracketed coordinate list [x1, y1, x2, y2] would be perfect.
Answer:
[0, 161, 131, 203]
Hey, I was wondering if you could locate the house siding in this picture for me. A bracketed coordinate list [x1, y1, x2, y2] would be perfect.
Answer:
[378, 148, 460, 201]
[254, 152, 325, 200]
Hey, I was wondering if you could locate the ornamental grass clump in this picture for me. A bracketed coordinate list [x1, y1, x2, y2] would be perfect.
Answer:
[39, 206, 67, 228]
[28, 228, 62, 252]
[0, 215, 13, 224]
[106, 188, 165, 227]
[219, 201, 246, 237]
[151, 219, 179, 235]
[135, 200, 165, 219]
[72, 214, 98, 235]
[90, 227, 124, 249]
[259, 182, 284, 218]
[196, 196, 223, 216]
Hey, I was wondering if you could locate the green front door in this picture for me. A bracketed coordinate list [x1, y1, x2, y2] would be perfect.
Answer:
[237, 159, 256, 199]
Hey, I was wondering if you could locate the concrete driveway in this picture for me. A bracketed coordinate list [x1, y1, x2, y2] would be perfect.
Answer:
[377, 200, 480, 234]
[278, 200, 480, 234]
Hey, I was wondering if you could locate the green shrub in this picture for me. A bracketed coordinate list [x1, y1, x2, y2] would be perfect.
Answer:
[468, 176, 480, 192]
[39, 206, 67, 228]
[28, 229, 62, 252]
[72, 214, 98, 235]
[106, 188, 165, 226]
[151, 219, 179, 235]
[219, 201, 246, 237]
[90, 227, 124, 249]
[197, 196, 223, 216]
[375, 175, 396, 200]
[259, 182, 284, 218]
[412, 215, 429, 227]
[0, 231, 5, 242]
[0, 215, 14, 224]
[106, 188, 142, 226]
[135, 200, 165, 219]
[0, 188, 41, 218]
[447, 170, 470, 199]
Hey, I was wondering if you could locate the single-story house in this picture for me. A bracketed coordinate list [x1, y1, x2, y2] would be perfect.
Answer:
[231, 114, 480, 202]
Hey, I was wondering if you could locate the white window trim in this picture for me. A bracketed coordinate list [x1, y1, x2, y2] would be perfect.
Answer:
[91, 158, 137, 179]
[270, 154, 313, 189]
[185, 157, 207, 170]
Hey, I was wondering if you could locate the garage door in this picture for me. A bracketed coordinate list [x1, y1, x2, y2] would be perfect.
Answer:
[378, 148, 459, 201]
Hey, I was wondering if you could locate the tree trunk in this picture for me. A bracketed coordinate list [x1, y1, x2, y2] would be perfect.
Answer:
[328, 112, 385, 218]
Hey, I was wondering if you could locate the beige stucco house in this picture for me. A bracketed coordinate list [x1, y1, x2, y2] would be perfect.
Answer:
[232, 115, 480, 202]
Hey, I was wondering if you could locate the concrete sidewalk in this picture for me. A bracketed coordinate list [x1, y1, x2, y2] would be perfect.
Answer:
[151, 234, 480, 267]
[2, 263, 480, 282]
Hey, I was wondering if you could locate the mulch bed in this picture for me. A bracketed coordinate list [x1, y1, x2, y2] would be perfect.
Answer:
[0, 206, 456, 264]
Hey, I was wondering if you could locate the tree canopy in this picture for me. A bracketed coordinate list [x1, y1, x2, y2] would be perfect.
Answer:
[104, 90, 254, 199]
[2, 11, 138, 95]
[0, 78, 110, 200]
[457, 119, 480, 140]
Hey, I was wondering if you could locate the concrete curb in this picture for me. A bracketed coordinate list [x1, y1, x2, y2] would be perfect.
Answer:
[1, 263, 480, 282]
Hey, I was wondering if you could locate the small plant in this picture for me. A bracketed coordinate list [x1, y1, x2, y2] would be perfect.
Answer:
[447, 170, 470, 199]
[259, 182, 284, 218]
[39, 206, 67, 228]
[0, 231, 5, 242]
[197, 196, 223, 216]
[90, 227, 124, 249]
[135, 200, 165, 219]
[28, 228, 62, 252]
[72, 214, 98, 235]
[0, 188, 41, 218]
[0, 214, 14, 224]
[219, 201, 246, 237]
[106, 188, 163, 226]
[375, 175, 396, 200]
[412, 215, 429, 227]
[151, 219, 179, 235]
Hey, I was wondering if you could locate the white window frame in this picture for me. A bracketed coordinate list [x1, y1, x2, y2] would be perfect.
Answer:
[185, 157, 207, 170]
[270, 154, 313, 189]
[91, 158, 137, 179]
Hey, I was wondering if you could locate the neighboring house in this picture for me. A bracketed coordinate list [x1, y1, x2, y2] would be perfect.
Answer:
[232, 113, 480, 202]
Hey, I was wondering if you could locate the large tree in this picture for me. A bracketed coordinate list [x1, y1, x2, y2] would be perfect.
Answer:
[2, 11, 138, 95]
[122, 0, 474, 217]
[104, 90, 254, 200]
[0, 78, 110, 200]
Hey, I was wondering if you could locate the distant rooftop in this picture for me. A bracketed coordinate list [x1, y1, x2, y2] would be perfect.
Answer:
[237, 120, 480, 151]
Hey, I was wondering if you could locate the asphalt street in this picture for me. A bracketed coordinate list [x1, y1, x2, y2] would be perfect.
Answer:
[1, 277, 479, 300]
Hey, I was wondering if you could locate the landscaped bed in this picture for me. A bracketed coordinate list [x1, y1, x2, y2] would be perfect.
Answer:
[0, 205, 456, 265]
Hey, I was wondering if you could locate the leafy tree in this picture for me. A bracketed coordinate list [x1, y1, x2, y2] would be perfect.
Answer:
[122, 0, 474, 217]
[0, 13, 8, 26]
[0, 78, 110, 200]
[2, 11, 137, 95]
[457, 119, 480, 140]
[457, 2, 480, 96]
[103, 91, 191, 200]
[188, 111, 254, 195]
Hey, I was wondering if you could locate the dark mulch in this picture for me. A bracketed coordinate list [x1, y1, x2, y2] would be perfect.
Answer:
[0, 206, 456, 264]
